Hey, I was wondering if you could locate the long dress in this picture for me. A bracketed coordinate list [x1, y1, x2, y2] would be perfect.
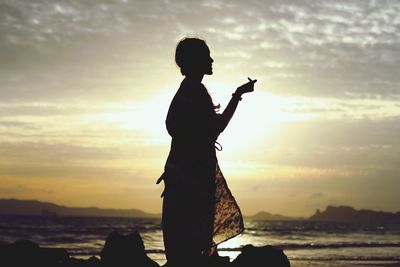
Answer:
[158, 78, 244, 265]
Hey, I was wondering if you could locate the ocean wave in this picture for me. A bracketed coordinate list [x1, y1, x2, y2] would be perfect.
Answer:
[217, 242, 400, 251]
[69, 250, 400, 262]
[288, 256, 400, 261]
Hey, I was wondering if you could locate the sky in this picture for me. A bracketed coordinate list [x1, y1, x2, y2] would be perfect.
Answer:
[1, 0, 399, 216]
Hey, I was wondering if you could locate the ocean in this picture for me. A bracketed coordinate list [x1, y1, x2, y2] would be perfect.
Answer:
[0, 215, 399, 265]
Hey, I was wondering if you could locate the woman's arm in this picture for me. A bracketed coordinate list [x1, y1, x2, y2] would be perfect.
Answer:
[217, 78, 257, 133]
[216, 93, 242, 133]
[166, 94, 193, 138]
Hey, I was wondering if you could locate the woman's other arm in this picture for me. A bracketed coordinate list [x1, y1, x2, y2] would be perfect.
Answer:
[166, 93, 193, 138]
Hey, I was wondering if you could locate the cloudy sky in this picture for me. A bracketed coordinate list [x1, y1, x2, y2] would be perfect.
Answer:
[1, 0, 399, 216]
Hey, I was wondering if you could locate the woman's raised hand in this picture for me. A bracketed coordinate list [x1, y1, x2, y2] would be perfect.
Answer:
[236, 77, 257, 96]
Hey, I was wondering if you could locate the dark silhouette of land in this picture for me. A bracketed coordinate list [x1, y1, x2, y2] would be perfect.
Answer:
[2, 199, 399, 222]
[310, 205, 400, 222]
[244, 211, 304, 221]
[0, 199, 160, 218]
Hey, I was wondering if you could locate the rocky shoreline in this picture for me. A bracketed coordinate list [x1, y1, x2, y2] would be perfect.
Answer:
[0, 230, 290, 267]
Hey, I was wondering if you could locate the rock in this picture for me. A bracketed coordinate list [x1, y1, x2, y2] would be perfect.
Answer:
[207, 253, 231, 267]
[0, 239, 69, 267]
[0, 232, 291, 267]
[100, 230, 159, 267]
[232, 244, 290, 267]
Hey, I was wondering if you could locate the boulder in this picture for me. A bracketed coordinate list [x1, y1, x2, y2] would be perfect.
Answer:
[232, 244, 290, 267]
[100, 230, 159, 267]
[0, 239, 69, 267]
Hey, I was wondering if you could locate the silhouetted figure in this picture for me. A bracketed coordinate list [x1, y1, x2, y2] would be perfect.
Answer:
[157, 37, 256, 267]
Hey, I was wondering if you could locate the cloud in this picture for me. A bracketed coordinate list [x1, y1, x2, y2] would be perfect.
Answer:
[1, 0, 400, 214]
[227, 116, 400, 174]
[0, 102, 102, 116]
[0, 184, 54, 194]
[280, 98, 400, 119]
[0, 120, 39, 130]
[2, 0, 399, 101]
[309, 192, 324, 199]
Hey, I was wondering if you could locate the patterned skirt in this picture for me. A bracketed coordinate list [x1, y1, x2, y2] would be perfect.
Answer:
[160, 162, 243, 262]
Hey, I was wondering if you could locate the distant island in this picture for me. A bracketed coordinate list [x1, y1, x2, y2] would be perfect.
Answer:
[309, 205, 400, 222]
[245, 206, 400, 222]
[0, 199, 160, 218]
[244, 211, 304, 221]
[1, 199, 399, 222]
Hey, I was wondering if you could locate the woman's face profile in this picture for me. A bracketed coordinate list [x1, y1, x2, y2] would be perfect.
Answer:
[202, 46, 214, 75]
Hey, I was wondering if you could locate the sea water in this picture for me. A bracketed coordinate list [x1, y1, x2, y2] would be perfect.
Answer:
[0, 215, 399, 265]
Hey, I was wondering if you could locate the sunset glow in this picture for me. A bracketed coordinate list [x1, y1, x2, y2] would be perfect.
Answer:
[1, 0, 400, 217]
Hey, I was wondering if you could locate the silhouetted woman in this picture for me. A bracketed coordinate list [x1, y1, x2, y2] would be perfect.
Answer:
[157, 38, 256, 267]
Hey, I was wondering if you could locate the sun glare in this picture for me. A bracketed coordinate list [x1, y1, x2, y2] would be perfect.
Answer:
[80, 84, 316, 154]
[80, 89, 173, 146]
[214, 90, 314, 154]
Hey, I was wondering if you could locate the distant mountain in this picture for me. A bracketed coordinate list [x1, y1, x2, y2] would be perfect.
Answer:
[0, 199, 160, 218]
[4, 199, 398, 222]
[246, 211, 303, 221]
[309, 205, 400, 222]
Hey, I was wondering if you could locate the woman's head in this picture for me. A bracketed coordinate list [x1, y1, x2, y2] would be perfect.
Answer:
[175, 38, 214, 76]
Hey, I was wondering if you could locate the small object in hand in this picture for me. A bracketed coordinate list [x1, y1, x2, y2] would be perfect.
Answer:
[248, 77, 257, 84]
